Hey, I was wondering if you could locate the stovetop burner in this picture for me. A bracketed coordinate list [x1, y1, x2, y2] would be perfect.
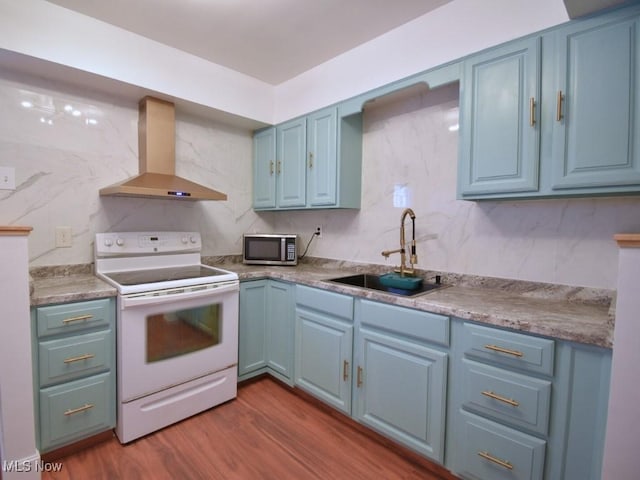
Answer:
[103, 265, 228, 286]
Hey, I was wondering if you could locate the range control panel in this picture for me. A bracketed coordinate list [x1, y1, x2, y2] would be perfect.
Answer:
[95, 232, 202, 256]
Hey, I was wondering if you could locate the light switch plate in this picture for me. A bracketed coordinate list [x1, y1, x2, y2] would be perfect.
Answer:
[0, 166, 16, 190]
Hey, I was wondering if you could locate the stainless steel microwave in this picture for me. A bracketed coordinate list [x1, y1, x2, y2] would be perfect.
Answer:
[243, 233, 298, 266]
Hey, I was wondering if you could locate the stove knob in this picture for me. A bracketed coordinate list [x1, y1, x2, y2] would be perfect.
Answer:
[116, 238, 125, 247]
[104, 238, 113, 247]
[181, 236, 189, 244]
[190, 235, 198, 244]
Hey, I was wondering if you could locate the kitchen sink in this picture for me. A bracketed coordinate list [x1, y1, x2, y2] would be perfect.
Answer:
[328, 273, 443, 297]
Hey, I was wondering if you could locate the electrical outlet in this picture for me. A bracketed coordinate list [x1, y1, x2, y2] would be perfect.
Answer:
[315, 225, 322, 238]
[0, 166, 16, 190]
[55, 226, 73, 248]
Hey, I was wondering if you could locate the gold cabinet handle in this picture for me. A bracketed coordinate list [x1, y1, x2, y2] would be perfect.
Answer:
[308, 152, 314, 169]
[484, 344, 524, 358]
[64, 403, 94, 416]
[276, 160, 282, 174]
[357, 366, 363, 388]
[63, 353, 95, 364]
[269, 160, 274, 175]
[481, 390, 520, 407]
[478, 451, 513, 470]
[556, 90, 564, 121]
[529, 97, 536, 127]
[343, 360, 349, 381]
[62, 314, 93, 324]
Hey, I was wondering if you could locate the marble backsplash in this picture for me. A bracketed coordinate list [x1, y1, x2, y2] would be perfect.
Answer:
[2, 71, 640, 290]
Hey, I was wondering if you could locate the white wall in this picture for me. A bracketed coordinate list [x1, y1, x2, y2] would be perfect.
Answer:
[602, 240, 640, 478]
[273, 0, 569, 122]
[0, 0, 274, 124]
[0, 0, 570, 125]
[0, 231, 39, 480]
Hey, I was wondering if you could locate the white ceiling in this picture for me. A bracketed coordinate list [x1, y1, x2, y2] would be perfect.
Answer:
[44, 0, 453, 85]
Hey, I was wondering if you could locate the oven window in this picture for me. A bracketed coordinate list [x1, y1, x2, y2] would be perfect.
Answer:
[146, 304, 221, 363]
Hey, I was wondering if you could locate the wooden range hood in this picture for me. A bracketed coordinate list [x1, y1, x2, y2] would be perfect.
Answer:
[99, 96, 227, 201]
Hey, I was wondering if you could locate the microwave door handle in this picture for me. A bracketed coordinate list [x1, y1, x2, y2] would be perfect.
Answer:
[281, 237, 286, 262]
[121, 282, 238, 309]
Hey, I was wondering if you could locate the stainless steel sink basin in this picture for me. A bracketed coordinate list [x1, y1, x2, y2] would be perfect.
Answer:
[328, 273, 443, 297]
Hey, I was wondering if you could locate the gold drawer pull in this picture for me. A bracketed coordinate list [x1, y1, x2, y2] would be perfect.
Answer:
[529, 97, 536, 127]
[484, 344, 524, 358]
[276, 160, 282, 174]
[64, 403, 94, 416]
[481, 390, 520, 407]
[357, 366, 363, 388]
[478, 451, 513, 470]
[62, 314, 93, 324]
[556, 90, 564, 121]
[269, 160, 274, 175]
[63, 353, 96, 364]
[343, 360, 349, 381]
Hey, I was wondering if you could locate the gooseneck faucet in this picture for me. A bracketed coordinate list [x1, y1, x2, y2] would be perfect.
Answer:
[381, 208, 417, 276]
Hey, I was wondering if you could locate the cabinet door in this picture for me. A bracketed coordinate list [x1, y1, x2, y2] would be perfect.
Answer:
[459, 37, 541, 196]
[276, 118, 307, 208]
[253, 128, 277, 209]
[551, 16, 640, 190]
[238, 281, 268, 377]
[307, 107, 338, 207]
[354, 327, 447, 462]
[265, 281, 295, 382]
[294, 307, 353, 414]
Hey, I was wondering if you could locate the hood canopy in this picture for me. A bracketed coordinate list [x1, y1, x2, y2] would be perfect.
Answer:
[99, 96, 227, 201]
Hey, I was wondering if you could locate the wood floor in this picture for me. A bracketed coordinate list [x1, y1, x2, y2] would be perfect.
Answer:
[42, 377, 459, 480]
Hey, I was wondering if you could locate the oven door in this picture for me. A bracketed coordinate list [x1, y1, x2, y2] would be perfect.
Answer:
[117, 280, 239, 402]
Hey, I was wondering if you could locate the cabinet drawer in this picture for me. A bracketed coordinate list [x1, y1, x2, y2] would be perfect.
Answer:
[36, 298, 112, 338]
[462, 323, 554, 376]
[39, 330, 113, 387]
[462, 359, 551, 435]
[39, 372, 115, 452]
[359, 300, 449, 347]
[296, 285, 353, 320]
[458, 411, 546, 480]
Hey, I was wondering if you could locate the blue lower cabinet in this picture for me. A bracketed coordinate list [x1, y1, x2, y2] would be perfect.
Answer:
[31, 297, 116, 453]
[353, 326, 447, 462]
[294, 285, 354, 413]
[353, 299, 449, 463]
[294, 289, 450, 463]
[238, 280, 295, 384]
[450, 320, 611, 480]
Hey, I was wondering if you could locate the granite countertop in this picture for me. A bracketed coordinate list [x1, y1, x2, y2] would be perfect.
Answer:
[209, 258, 614, 349]
[29, 259, 615, 348]
[30, 265, 117, 307]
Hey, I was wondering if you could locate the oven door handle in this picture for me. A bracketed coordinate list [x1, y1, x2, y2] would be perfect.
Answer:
[121, 281, 239, 309]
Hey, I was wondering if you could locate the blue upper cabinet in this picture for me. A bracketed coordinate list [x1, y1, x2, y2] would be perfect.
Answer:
[307, 108, 338, 206]
[459, 37, 541, 196]
[253, 127, 277, 209]
[277, 117, 307, 208]
[550, 14, 640, 191]
[253, 106, 362, 211]
[459, 5, 640, 200]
